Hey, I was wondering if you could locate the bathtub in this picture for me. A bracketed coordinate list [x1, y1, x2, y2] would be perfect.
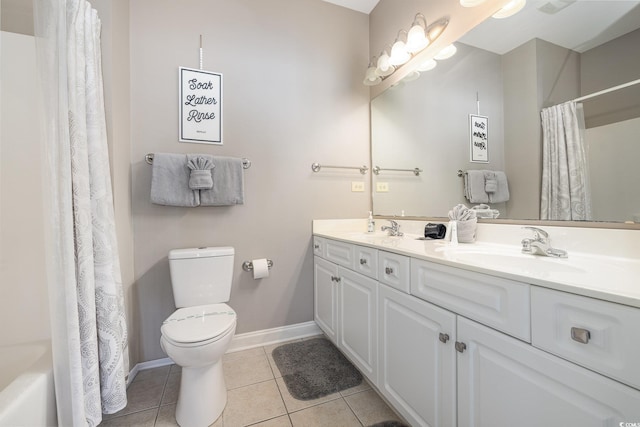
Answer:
[0, 341, 57, 426]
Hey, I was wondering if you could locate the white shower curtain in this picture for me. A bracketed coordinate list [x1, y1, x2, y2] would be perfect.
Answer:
[540, 101, 592, 221]
[34, 0, 129, 425]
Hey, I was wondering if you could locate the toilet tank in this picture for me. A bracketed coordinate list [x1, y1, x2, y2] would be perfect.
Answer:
[168, 247, 235, 308]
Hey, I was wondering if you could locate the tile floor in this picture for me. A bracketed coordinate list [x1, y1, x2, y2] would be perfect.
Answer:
[100, 337, 405, 427]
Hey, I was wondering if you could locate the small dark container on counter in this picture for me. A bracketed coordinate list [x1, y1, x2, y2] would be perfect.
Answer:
[424, 223, 447, 239]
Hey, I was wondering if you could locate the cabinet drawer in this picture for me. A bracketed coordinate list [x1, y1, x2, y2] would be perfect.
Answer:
[353, 245, 378, 279]
[531, 287, 640, 390]
[324, 239, 354, 268]
[411, 259, 531, 342]
[313, 236, 324, 257]
[378, 251, 410, 293]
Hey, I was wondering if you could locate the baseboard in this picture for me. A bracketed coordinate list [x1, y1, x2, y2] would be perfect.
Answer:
[128, 320, 322, 385]
[227, 320, 322, 353]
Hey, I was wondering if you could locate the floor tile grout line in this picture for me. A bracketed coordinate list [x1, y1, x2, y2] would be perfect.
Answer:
[342, 395, 366, 427]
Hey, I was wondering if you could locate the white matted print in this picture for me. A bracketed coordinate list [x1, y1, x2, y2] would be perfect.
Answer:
[470, 114, 488, 163]
[179, 67, 222, 144]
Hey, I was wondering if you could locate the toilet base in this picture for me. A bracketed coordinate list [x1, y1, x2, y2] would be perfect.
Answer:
[175, 360, 227, 427]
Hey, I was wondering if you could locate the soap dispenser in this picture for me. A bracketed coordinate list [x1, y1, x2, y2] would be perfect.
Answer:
[367, 211, 375, 233]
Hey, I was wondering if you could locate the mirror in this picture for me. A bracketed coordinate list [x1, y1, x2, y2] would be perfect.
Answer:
[371, 1, 640, 224]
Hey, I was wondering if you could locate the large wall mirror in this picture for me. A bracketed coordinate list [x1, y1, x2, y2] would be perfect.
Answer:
[371, 1, 640, 225]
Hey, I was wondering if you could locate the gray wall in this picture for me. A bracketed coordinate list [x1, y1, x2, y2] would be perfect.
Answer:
[130, 0, 370, 362]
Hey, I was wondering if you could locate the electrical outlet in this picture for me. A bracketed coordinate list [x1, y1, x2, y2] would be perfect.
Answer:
[376, 182, 389, 192]
[351, 182, 365, 192]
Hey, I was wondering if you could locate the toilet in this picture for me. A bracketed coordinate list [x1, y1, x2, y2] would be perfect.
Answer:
[160, 247, 237, 427]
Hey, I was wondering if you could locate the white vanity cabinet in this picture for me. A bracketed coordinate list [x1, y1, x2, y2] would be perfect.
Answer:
[378, 285, 457, 427]
[457, 316, 640, 425]
[313, 237, 379, 384]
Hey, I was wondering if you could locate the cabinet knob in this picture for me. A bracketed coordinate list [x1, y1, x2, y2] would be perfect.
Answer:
[385, 266, 394, 275]
[571, 327, 591, 344]
[360, 258, 367, 265]
[439, 333, 450, 344]
[455, 341, 467, 353]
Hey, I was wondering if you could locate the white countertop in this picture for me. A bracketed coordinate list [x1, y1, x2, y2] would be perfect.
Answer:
[313, 219, 640, 308]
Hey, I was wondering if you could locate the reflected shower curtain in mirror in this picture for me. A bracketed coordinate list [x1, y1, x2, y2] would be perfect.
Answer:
[35, 0, 129, 425]
[540, 101, 592, 221]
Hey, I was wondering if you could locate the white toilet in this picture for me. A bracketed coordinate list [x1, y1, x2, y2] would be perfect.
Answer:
[160, 247, 237, 427]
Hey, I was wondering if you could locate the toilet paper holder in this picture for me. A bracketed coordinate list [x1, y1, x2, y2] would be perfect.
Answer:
[242, 259, 274, 272]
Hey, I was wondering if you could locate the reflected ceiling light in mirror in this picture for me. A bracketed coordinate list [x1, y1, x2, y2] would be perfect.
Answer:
[363, 58, 382, 86]
[406, 13, 429, 53]
[459, 0, 487, 6]
[389, 30, 411, 66]
[417, 58, 437, 71]
[375, 49, 395, 77]
[402, 70, 421, 82]
[434, 44, 457, 60]
[426, 18, 449, 42]
[492, 0, 526, 18]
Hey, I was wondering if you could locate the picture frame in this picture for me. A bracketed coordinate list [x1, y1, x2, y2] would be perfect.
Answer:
[469, 114, 489, 163]
[179, 67, 222, 144]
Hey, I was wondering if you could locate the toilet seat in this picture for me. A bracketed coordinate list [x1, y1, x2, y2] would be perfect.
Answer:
[161, 303, 236, 347]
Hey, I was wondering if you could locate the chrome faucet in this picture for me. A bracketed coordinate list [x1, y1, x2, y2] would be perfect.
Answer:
[521, 226, 568, 258]
[381, 220, 403, 237]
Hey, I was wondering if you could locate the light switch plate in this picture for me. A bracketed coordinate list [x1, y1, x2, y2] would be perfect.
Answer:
[351, 182, 365, 192]
[376, 182, 389, 192]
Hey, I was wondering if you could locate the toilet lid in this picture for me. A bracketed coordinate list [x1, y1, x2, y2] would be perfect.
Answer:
[161, 303, 236, 344]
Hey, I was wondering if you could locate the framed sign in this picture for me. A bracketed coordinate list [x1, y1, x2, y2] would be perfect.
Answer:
[179, 67, 222, 144]
[469, 114, 488, 163]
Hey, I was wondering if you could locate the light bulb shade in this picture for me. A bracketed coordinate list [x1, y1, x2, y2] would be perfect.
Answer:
[434, 44, 457, 60]
[426, 19, 449, 41]
[375, 52, 394, 77]
[460, 0, 487, 6]
[363, 66, 382, 86]
[406, 24, 429, 53]
[402, 70, 421, 82]
[389, 40, 411, 66]
[492, 0, 526, 18]
[417, 59, 437, 71]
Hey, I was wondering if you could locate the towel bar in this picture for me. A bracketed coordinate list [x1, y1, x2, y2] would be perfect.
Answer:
[145, 153, 251, 169]
[373, 166, 423, 176]
[242, 259, 274, 272]
[457, 170, 465, 177]
[311, 163, 368, 175]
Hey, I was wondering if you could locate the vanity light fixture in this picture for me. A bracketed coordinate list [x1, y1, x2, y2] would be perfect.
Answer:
[389, 30, 411, 66]
[417, 58, 437, 71]
[434, 44, 457, 60]
[406, 13, 429, 53]
[375, 48, 395, 77]
[426, 18, 449, 42]
[493, 0, 526, 18]
[402, 70, 421, 82]
[363, 57, 382, 86]
[459, 0, 487, 6]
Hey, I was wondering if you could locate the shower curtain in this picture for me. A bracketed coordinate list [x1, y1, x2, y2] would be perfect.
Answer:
[540, 101, 592, 221]
[34, 0, 129, 425]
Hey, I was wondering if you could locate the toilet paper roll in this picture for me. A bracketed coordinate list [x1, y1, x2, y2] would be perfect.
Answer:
[252, 258, 270, 279]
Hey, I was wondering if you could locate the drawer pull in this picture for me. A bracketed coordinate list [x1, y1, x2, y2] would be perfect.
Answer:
[331, 275, 341, 283]
[385, 266, 394, 275]
[571, 327, 591, 344]
[455, 341, 467, 353]
[314, 244, 320, 249]
[439, 333, 450, 344]
[360, 258, 367, 265]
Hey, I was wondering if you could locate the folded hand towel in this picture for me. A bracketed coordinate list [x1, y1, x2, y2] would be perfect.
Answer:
[200, 156, 245, 206]
[448, 204, 477, 221]
[464, 170, 489, 203]
[488, 171, 509, 203]
[187, 155, 214, 190]
[150, 153, 200, 207]
[484, 171, 498, 193]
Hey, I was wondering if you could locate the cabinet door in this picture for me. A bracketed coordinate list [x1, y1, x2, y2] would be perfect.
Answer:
[378, 285, 456, 427]
[457, 317, 640, 427]
[339, 268, 378, 384]
[314, 257, 338, 344]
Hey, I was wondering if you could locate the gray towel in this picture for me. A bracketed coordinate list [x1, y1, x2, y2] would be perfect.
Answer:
[483, 171, 498, 193]
[150, 153, 200, 207]
[187, 154, 214, 190]
[464, 170, 489, 203]
[488, 171, 509, 203]
[199, 156, 245, 206]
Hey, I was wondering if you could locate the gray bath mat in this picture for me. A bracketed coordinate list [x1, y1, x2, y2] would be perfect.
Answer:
[272, 337, 363, 400]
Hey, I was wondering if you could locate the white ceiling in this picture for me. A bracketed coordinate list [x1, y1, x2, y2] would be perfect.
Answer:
[322, 0, 380, 14]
